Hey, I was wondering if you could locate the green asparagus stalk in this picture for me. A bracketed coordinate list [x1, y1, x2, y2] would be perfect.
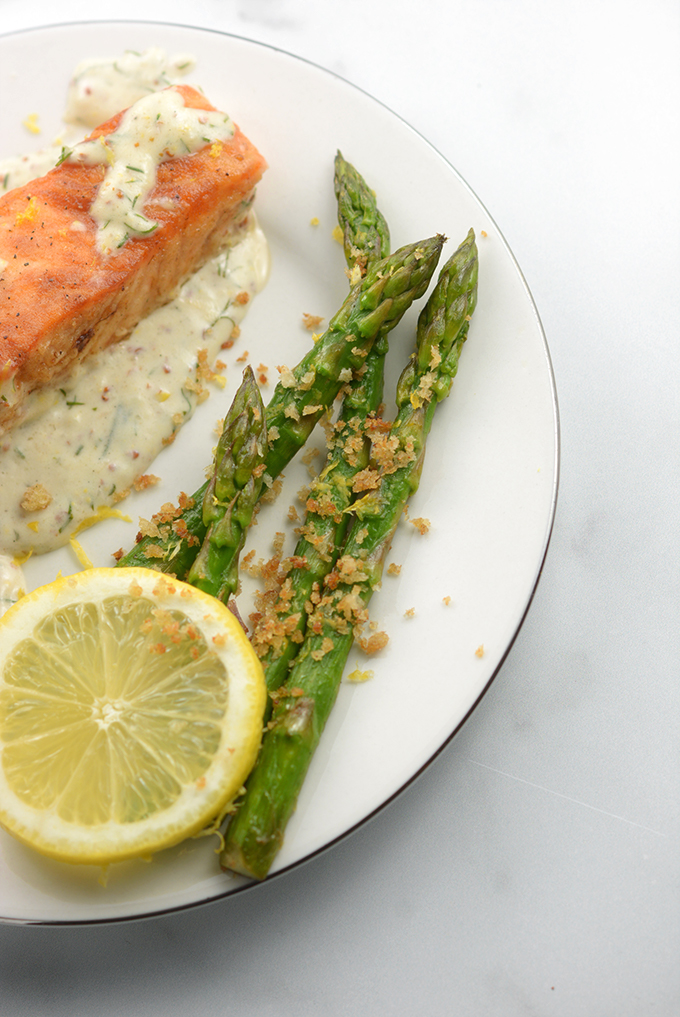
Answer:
[116, 234, 444, 578]
[261, 233, 444, 480]
[186, 366, 267, 601]
[220, 229, 479, 880]
[334, 150, 390, 278]
[254, 338, 387, 693]
[254, 154, 391, 690]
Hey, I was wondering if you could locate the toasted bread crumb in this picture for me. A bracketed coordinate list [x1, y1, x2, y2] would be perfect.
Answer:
[20, 483, 52, 512]
[410, 516, 431, 535]
[133, 474, 161, 492]
[302, 312, 324, 331]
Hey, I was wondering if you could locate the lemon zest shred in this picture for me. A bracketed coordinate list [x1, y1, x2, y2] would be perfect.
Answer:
[71, 506, 132, 538]
[15, 195, 39, 225]
[69, 536, 94, 569]
[347, 663, 374, 683]
[22, 113, 41, 135]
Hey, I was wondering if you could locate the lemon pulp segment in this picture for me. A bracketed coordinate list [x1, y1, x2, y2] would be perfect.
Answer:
[0, 568, 266, 865]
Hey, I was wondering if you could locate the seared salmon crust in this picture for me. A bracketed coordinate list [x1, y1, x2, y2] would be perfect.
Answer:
[0, 85, 266, 433]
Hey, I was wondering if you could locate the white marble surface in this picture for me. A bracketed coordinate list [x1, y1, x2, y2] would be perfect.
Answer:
[0, 1, 677, 1014]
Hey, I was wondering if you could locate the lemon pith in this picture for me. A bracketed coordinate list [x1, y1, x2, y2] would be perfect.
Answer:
[0, 568, 266, 865]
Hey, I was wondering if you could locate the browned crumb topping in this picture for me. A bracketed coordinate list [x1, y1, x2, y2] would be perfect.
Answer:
[260, 476, 284, 504]
[311, 636, 335, 661]
[196, 348, 225, 388]
[240, 548, 258, 575]
[276, 365, 296, 389]
[20, 483, 52, 512]
[249, 535, 312, 661]
[442, 596, 451, 606]
[352, 467, 381, 493]
[404, 608, 416, 618]
[335, 555, 368, 585]
[143, 544, 167, 559]
[134, 494, 199, 552]
[222, 324, 240, 347]
[235, 291, 250, 306]
[357, 630, 389, 655]
[475, 644, 485, 658]
[387, 563, 402, 576]
[410, 516, 431, 535]
[370, 433, 417, 475]
[302, 312, 324, 331]
[133, 474, 161, 492]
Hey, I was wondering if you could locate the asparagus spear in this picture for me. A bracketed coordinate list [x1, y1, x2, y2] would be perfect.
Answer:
[186, 366, 267, 601]
[254, 154, 391, 690]
[220, 229, 479, 880]
[261, 233, 444, 480]
[116, 234, 444, 578]
[253, 338, 387, 693]
[334, 150, 390, 278]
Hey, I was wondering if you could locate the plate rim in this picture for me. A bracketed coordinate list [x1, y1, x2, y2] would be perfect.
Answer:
[0, 17, 560, 927]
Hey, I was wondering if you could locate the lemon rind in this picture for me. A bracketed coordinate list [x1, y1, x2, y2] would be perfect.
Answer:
[0, 567, 266, 866]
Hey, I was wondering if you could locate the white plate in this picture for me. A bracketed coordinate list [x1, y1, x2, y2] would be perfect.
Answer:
[0, 20, 558, 925]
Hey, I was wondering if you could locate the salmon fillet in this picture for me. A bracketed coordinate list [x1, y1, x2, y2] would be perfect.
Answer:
[0, 84, 266, 433]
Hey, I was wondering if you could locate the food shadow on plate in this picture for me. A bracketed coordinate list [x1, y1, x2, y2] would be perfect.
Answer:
[0, 826, 246, 909]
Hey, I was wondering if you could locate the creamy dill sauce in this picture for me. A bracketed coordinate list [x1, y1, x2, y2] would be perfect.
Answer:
[64, 49, 196, 130]
[67, 88, 236, 254]
[0, 50, 269, 557]
[0, 49, 195, 194]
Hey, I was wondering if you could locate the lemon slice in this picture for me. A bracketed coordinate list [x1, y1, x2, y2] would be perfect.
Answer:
[0, 567, 266, 866]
